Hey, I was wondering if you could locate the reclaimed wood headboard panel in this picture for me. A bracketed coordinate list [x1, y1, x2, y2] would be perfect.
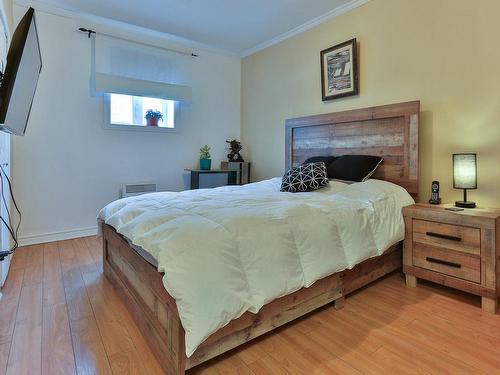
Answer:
[285, 101, 419, 196]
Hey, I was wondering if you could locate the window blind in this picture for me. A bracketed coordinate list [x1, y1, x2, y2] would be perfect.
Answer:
[90, 34, 192, 103]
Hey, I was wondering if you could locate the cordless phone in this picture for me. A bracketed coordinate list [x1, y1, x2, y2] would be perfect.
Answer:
[429, 181, 441, 205]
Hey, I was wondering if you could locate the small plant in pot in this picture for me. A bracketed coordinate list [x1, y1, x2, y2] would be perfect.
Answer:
[145, 109, 163, 126]
[199, 145, 211, 170]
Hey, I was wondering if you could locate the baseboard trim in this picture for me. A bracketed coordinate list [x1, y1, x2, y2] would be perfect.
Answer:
[18, 226, 98, 246]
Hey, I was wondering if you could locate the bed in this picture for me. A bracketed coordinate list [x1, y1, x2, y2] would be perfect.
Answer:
[100, 100, 419, 374]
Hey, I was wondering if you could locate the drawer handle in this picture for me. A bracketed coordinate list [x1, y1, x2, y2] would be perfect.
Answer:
[426, 232, 462, 242]
[426, 257, 462, 268]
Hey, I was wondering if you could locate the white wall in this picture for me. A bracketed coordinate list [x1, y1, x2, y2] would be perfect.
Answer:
[1, 0, 11, 31]
[13, 6, 241, 244]
[0, 0, 12, 291]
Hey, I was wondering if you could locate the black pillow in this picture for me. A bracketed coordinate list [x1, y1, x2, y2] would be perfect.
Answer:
[302, 156, 337, 167]
[327, 155, 383, 182]
[281, 162, 329, 193]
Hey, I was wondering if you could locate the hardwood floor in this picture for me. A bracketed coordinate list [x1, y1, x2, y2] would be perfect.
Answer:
[1, 237, 500, 374]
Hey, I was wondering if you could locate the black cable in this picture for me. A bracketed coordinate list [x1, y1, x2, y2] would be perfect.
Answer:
[0, 164, 20, 259]
[0, 172, 12, 232]
[0, 164, 21, 240]
[0, 172, 13, 259]
[0, 209, 17, 260]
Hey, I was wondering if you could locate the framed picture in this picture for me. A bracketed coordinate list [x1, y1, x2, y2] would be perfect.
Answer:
[320, 38, 358, 101]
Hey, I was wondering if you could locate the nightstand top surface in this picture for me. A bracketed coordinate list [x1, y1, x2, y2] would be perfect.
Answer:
[404, 203, 500, 220]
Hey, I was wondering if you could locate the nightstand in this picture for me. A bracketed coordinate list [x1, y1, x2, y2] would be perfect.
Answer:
[403, 203, 500, 313]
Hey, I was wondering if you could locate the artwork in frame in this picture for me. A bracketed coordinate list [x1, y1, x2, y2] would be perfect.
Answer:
[320, 38, 358, 101]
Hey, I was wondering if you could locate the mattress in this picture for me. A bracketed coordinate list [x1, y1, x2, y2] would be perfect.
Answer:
[98, 177, 414, 356]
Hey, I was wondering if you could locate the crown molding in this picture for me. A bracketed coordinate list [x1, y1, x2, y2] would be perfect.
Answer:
[13, 0, 240, 58]
[241, 0, 371, 58]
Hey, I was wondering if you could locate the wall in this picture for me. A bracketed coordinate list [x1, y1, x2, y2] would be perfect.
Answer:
[1, 0, 11, 31]
[242, 0, 500, 208]
[0, 0, 12, 289]
[13, 5, 241, 244]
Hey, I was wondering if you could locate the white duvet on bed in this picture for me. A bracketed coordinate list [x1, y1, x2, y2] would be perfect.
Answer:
[98, 177, 414, 356]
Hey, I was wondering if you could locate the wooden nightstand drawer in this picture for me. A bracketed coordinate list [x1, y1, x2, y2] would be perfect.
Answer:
[404, 204, 500, 313]
[413, 243, 481, 283]
[413, 219, 480, 256]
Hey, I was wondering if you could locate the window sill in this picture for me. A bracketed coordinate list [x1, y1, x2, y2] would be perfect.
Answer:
[104, 123, 177, 133]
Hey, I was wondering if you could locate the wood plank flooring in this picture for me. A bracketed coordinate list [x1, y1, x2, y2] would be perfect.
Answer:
[1, 237, 500, 374]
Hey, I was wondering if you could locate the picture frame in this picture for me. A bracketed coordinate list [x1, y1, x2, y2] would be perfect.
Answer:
[320, 38, 358, 101]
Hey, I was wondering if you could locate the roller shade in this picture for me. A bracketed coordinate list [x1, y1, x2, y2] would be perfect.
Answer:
[91, 34, 193, 103]
[94, 73, 192, 102]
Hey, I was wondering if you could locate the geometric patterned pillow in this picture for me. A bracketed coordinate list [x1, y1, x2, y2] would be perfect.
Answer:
[280, 162, 329, 193]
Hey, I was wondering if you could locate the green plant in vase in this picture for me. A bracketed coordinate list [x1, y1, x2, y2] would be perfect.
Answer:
[199, 145, 211, 170]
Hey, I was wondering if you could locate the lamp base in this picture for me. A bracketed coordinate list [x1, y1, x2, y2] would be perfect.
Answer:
[455, 201, 476, 208]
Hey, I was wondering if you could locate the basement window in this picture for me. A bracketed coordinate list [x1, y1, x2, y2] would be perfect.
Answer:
[108, 94, 175, 129]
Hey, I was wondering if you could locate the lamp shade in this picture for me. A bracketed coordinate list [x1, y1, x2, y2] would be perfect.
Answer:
[453, 153, 477, 189]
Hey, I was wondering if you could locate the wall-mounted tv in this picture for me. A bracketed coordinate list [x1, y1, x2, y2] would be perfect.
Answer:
[0, 7, 42, 136]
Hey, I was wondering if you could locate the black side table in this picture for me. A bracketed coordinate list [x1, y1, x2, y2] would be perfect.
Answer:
[185, 169, 238, 189]
[220, 161, 251, 185]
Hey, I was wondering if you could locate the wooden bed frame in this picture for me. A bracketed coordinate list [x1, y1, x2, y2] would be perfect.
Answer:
[102, 100, 420, 374]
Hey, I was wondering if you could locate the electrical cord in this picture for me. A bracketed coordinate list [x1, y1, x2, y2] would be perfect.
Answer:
[0, 163, 20, 261]
[0, 170, 12, 233]
[1, 164, 21, 240]
[0, 173, 17, 245]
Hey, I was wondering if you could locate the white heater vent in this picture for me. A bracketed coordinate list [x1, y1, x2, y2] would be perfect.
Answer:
[121, 182, 157, 198]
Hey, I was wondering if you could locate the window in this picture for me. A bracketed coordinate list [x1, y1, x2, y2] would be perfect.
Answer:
[109, 94, 175, 128]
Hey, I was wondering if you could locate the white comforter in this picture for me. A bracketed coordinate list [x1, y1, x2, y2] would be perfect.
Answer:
[98, 178, 414, 356]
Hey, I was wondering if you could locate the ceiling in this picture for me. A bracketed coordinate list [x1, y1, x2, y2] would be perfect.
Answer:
[25, 0, 357, 55]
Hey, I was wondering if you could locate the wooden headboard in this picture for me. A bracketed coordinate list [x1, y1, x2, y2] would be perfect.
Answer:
[285, 101, 419, 196]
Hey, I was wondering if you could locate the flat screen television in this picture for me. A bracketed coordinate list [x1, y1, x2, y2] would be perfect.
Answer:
[0, 7, 41, 136]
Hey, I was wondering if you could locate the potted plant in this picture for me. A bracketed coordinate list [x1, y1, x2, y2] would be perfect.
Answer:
[199, 145, 211, 170]
[145, 109, 163, 126]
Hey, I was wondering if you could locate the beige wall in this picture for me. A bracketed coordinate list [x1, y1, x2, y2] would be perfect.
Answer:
[242, 0, 500, 207]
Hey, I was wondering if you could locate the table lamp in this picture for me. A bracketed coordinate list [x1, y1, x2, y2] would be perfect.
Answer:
[453, 153, 477, 208]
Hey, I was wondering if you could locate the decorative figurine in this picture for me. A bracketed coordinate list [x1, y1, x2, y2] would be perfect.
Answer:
[226, 139, 244, 162]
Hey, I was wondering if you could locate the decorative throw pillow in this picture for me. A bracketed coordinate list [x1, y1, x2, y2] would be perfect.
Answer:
[327, 155, 383, 182]
[280, 162, 329, 193]
[302, 156, 337, 168]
